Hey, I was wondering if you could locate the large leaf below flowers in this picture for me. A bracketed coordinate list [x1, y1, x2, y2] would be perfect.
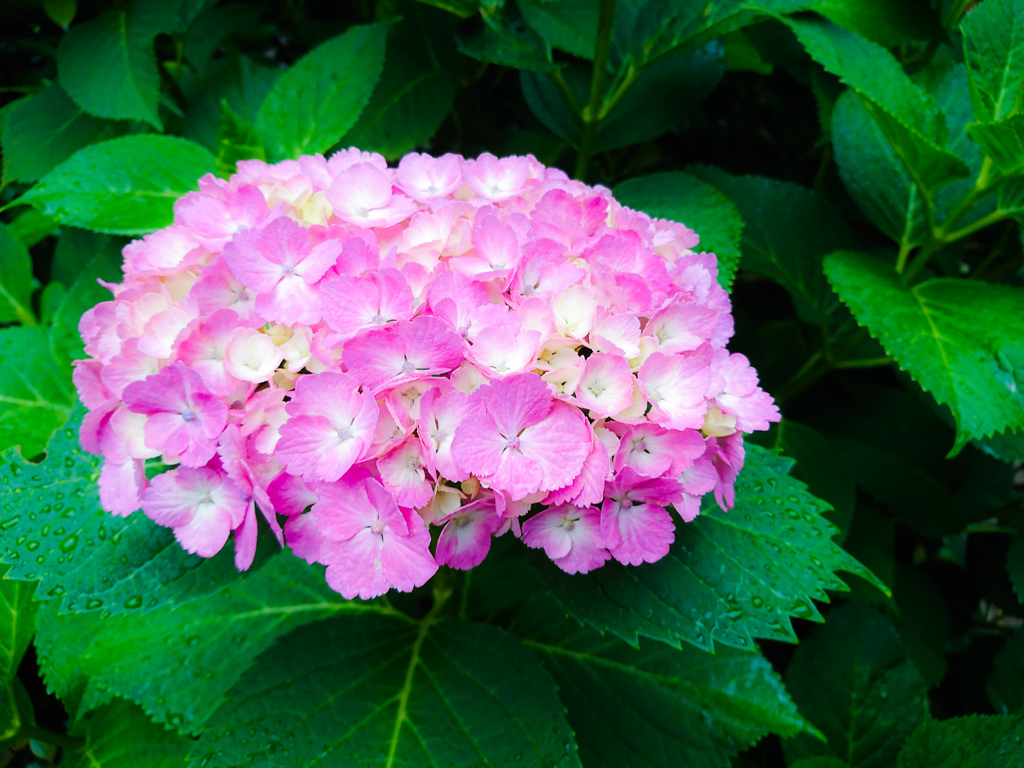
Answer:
[531, 444, 883, 652]
[34, 553, 347, 731]
[192, 613, 582, 768]
[62, 699, 191, 768]
[509, 593, 816, 768]
[824, 251, 1024, 453]
[0, 407, 255, 616]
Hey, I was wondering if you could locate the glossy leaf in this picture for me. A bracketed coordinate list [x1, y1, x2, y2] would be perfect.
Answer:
[824, 251, 1024, 453]
[62, 699, 191, 768]
[0, 407, 254, 616]
[752, 420, 855, 536]
[962, 0, 1024, 123]
[0, 222, 35, 326]
[20, 135, 216, 235]
[809, 0, 943, 48]
[787, 17, 969, 193]
[1, 82, 119, 184]
[193, 613, 582, 767]
[34, 553, 346, 731]
[47, 228, 123, 367]
[510, 593, 816, 768]
[182, 53, 281, 153]
[0, 327, 75, 457]
[896, 715, 1024, 768]
[532, 445, 884, 653]
[0, 572, 35, 744]
[968, 115, 1024, 174]
[689, 166, 854, 324]
[519, 0, 599, 59]
[56, 0, 171, 128]
[783, 603, 929, 767]
[343, 10, 459, 160]
[255, 22, 391, 161]
[613, 171, 743, 290]
[215, 100, 265, 179]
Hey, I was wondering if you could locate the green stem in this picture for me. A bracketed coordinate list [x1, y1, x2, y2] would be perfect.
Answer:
[775, 350, 827, 404]
[944, 209, 1008, 243]
[832, 356, 892, 369]
[574, 0, 617, 181]
[895, 239, 914, 273]
[902, 157, 997, 283]
[548, 69, 581, 116]
[941, 0, 973, 29]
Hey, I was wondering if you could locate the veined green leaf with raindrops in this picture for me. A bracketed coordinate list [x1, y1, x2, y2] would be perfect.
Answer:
[0, 406, 255, 616]
[530, 445, 886, 652]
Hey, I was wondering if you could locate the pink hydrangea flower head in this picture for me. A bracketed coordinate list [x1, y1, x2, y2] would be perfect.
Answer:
[74, 147, 777, 599]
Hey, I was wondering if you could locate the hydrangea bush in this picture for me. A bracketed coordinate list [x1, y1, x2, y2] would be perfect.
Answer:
[0, 0, 1022, 766]
[77, 148, 778, 598]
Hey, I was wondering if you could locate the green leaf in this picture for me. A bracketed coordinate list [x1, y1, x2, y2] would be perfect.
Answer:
[824, 251, 1024, 453]
[752, 420, 855, 536]
[519, 0, 599, 59]
[255, 22, 392, 161]
[897, 715, 1024, 768]
[1010, 518, 1024, 604]
[832, 88, 929, 247]
[215, 100, 265, 179]
[0, 407, 256, 616]
[457, 6, 558, 71]
[2, 82, 121, 185]
[0, 221, 35, 326]
[510, 593, 816, 768]
[34, 553, 346, 731]
[182, 3, 259, 73]
[609, 0, 803, 72]
[46, 230, 124, 367]
[613, 171, 743, 290]
[7, 209, 58, 249]
[0, 572, 36, 744]
[192, 613, 582, 767]
[182, 53, 282, 152]
[56, 0, 169, 129]
[988, 630, 1024, 715]
[968, 115, 1024, 174]
[787, 17, 970, 193]
[783, 603, 929, 768]
[595, 43, 724, 151]
[532, 444, 883, 653]
[962, 0, 1024, 123]
[809, 0, 943, 48]
[688, 166, 854, 324]
[916, 58, 997, 235]
[20, 135, 216, 235]
[0, 327, 75, 456]
[342, 10, 459, 161]
[62, 699, 191, 768]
